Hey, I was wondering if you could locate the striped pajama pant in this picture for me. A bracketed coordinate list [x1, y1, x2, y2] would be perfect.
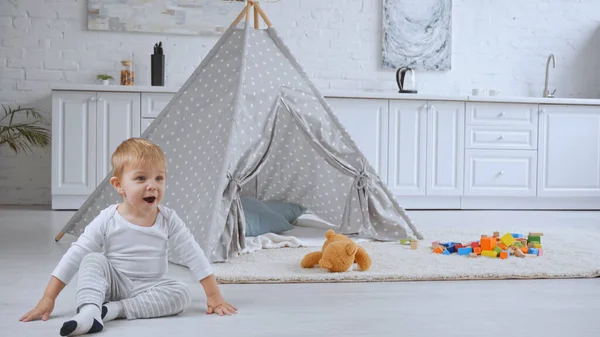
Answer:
[75, 252, 192, 320]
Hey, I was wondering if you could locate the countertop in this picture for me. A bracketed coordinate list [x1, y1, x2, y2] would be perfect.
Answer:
[51, 84, 600, 106]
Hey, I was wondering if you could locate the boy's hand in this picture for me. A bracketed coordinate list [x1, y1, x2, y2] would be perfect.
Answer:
[206, 294, 237, 316]
[19, 297, 55, 322]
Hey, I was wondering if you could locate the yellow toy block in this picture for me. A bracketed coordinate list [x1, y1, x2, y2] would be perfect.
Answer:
[481, 250, 499, 258]
[534, 243, 542, 249]
[500, 233, 515, 246]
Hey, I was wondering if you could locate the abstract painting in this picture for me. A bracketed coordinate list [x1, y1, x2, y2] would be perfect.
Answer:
[382, 0, 452, 71]
[88, 0, 247, 36]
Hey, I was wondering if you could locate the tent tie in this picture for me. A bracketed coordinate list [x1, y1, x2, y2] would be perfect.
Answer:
[354, 171, 370, 190]
[226, 173, 244, 200]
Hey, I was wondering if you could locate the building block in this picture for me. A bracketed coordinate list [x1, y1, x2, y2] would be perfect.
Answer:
[442, 249, 451, 255]
[480, 237, 497, 251]
[469, 252, 478, 258]
[401, 238, 412, 245]
[529, 232, 544, 237]
[473, 247, 482, 255]
[511, 233, 524, 238]
[528, 235, 541, 244]
[520, 246, 529, 254]
[498, 243, 508, 250]
[493, 246, 503, 254]
[513, 241, 523, 248]
[528, 248, 539, 255]
[499, 251, 509, 259]
[458, 247, 473, 256]
[534, 243, 542, 249]
[447, 245, 457, 254]
[513, 247, 526, 258]
[434, 246, 444, 254]
[471, 242, 479, 248]
[410, 240, 418, 249]
[481, 250, 499, 258]
[500, 233, 516, 246]
[537, 248, 544, 256]
[493, 231, 500, 237]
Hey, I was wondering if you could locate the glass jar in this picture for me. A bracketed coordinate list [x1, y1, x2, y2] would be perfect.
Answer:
[120, 60, 134, 86]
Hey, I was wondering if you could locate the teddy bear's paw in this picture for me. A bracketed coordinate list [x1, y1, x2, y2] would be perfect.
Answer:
[300, 251, 322, 268]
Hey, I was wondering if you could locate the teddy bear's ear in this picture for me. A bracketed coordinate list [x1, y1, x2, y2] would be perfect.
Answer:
[325, 229, 336, 239]
[345, 242, 358, 256]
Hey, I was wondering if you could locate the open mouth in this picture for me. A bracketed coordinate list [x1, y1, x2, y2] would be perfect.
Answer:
[143, 196, 156, 204]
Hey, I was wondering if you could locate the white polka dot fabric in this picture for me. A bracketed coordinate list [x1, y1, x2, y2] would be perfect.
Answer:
[61, 22, 422, 266]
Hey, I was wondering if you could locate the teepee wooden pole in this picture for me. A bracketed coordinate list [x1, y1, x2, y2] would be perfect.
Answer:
[231, 2, 252, 28]
[253, 2, 272, 27]
[55, 231, 65, 242]
[254, 3, 259, 29]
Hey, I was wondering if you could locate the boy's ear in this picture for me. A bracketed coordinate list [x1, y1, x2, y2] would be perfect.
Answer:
[110, 176, 123, 194]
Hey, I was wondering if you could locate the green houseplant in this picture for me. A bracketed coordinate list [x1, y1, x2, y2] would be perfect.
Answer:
[96, 73, 114, 85]
[0, 105, 50, 155]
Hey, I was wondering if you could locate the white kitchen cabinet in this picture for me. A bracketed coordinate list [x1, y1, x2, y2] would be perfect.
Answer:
[426, 101, 465, 195]
[96, 93, 140, 183]
[387, 100, 427, 195]
[538, 105, 600, 197]
[327, 98, 389, 182]
[51, 91, 98, 208]
[51, 91, 142, 209]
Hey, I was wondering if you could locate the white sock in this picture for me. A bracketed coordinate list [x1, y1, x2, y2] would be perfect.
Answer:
[101, 301, 124, 322]
[60, 304, 103, 336]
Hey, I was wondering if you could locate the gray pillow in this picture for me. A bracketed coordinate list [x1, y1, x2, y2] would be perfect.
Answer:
[241, 197, 294, 237]
[263, 200, 306, 223]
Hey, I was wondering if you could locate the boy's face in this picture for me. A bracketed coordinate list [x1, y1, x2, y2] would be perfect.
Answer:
[110, 162, 166, 212]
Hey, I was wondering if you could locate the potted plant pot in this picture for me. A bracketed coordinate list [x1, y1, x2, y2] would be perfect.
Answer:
[102, 79, 110, 85]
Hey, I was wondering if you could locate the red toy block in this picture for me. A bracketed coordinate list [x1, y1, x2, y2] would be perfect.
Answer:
[471, 242, 479, 248]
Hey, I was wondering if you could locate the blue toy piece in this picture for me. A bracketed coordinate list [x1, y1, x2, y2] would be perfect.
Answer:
[528, 248, 539, 255]
[442, 249, 451, 255]
[457, 247, 473, 256]
[511, 233, 524, 238]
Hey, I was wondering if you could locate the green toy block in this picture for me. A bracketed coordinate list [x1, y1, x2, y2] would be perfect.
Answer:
[513, 241, 523, 248]
[493, 246, 503, 254]
[528, 235, 541, 244]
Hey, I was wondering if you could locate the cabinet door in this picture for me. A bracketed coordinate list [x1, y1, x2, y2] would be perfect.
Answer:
[388, 100, 427, 195]
[426, 101, 465, 195]
[538, 105, 600, 197]
[51, 91, 97, 196]
[326, 98, 388, 182]
[96, 93, 141, 183]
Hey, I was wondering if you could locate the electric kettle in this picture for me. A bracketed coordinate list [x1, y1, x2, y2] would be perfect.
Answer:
[396, 67, 418, 94]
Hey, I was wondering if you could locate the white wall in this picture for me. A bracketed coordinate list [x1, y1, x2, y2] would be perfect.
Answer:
[1, 0, 600, 205]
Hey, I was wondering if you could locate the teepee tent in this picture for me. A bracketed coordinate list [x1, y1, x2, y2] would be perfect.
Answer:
[55, 1, 422, 263]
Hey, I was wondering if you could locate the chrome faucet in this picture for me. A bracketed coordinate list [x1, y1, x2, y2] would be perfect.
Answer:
[543, 54, 556, 98]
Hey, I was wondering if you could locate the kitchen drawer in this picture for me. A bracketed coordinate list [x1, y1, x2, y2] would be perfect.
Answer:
[464, 150, 537, 196]
[141, 93, 175, 118]
[466, 102, 537, 127]
[466, 125, 537, 150]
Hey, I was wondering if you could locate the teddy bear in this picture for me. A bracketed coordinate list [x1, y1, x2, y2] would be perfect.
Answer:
[300, 229, 372, 272]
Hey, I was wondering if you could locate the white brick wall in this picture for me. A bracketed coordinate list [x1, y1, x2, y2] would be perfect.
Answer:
[1, 0, 600, 205]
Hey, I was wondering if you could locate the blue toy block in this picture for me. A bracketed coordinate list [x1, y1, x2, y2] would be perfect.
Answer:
[442, 249, 451, 255]
[447, 245, 457, 254]
[528, 248, 539, 255]
[457, 247, 473, 256]
[511, 233, 524, 238]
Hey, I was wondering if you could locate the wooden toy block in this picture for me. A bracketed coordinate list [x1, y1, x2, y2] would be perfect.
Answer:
[512, 248, 525, 257]
[537, 248, 544, 256]
[520, 246, 529, 254]
[528, 235, 541, 244]
[513, 241, 523, 248]
[473, 247, 482, 254]
[528, 247, 539, 255]
[493, 246, 503, 254]
[481, 250, 499, 258]
[511, 233, 524, 238]
[480, 237, 497, 251]
[500, 233, 516, 246]
[534, 243, 542, 249]
[499, 251, 509, 259]
[529, 232, 544, 237]
[410, 240, 419, 249]
[432, 242, 440, 249]
[528, 242, 535, 248]
[493, 231, 500, 237]
[442, 249, 451, 255]
[498, 243, 508, 250]
[458, 247, 473, 256]
[469, 252, 479, 258]
[471, 242, 479, 248]
[434, 246, 444, 254]
[481, 234, 487, 239]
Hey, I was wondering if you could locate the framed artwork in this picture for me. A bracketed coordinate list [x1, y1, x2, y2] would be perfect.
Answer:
[382, 0, 452, 71]
[88, 0, 247, 36]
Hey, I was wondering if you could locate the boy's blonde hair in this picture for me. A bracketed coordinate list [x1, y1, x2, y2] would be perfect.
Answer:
[111, 138, 166, 178]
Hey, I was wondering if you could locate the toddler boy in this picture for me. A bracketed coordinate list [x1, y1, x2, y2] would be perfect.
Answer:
[20, 138, 236, 336]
